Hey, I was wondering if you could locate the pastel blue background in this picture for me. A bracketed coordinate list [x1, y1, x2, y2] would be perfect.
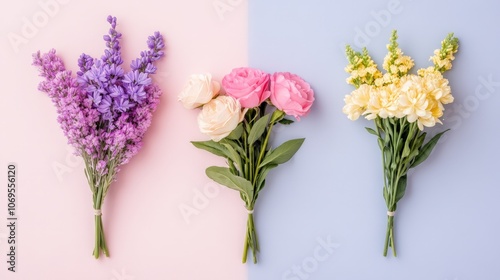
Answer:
[248, 0, 500, 279]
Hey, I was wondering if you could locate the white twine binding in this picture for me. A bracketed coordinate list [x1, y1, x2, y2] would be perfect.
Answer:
[387, 211, 395, 217]
[247, 209, 254, 214]
[94, 209, 102, 216]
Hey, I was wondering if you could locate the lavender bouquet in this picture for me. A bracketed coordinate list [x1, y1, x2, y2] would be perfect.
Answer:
[33, 16, 164, 258]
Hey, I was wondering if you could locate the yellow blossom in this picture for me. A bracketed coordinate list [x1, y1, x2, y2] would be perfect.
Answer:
[398, 75, 433, 130]
[430, 33, 459, 73]
[345, 31, 458, 131]
[383, 31, 415, 78]
[343, 84, 372, 120]
[345, 45, 383, 87]
[365, 84, 401, 120]
[421, 71, 453, 105]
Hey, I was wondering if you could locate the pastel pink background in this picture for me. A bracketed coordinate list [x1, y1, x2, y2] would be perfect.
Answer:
[0, 0, 248, 279]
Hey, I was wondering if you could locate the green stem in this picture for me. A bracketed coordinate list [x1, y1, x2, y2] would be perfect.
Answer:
[250, 213, 258, 264]
[383, 215, 390, 256]
[92, 184, 109, 259]
[100, 217, 109, 257]
[383, 215, 396, 256]
[375, 118, 389, 199]
[251, 123, 275, 190]
[243, 124, 249, 179]
[249, 141, 254, 182]
[378, 117, 401, 257]
[93, 215, 100, 258]
[242, 108, 276, 264]
[242, 230, 249, 263]
[257, 124, 274, 167]
[241, 213, 258, 264]
[391, 219, 397, 257]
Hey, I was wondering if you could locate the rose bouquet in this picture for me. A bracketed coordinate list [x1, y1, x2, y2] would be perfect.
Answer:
[179, 68, 314, 263]
[33, 16, 164, 258]
[342, 30, 459, 256]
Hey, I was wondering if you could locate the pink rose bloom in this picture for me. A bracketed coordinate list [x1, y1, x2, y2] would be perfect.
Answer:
[222, 67, 270, 108]
[270, 72, 314, 120]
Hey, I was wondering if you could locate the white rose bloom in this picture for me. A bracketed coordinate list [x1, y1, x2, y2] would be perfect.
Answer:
[197, 96, 243, 142]
[178, 74, 220, 109]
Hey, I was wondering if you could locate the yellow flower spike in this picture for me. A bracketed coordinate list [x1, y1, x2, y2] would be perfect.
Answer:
[431, 33, 459, 73]
[345, 45, 382, 87]
[383, 30, 414, 79]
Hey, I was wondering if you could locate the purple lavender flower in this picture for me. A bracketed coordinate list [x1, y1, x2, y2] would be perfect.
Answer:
[109, 85, 124, 98]
[114, 97, 134, 113]
[33, 17, 164, 258]
[32, 50, 101, 158]
[105, 64, 124, 85]
[33, 15, 165, 172]
[77, 54, 94, 76]
[73, 16, 164, 126]
[123, 70, 152, 86]
[90, 88, 104, 106]
[131, 31, 164, 74]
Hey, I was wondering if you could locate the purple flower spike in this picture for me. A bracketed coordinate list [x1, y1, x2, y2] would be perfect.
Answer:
[77, 54, 94, 76]
[131, 31, 165, 74]
[33, 15, 165, 172]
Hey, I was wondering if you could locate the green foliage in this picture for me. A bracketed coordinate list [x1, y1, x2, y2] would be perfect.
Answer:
[206, 166, 254, 203]
[192, 105, 306, 263]
[259, 139, 305, 167]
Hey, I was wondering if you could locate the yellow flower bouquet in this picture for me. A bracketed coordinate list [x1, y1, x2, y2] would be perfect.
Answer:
[342, 31, 459, 257]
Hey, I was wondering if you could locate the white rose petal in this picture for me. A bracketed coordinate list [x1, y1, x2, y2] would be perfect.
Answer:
[197, 96, 243, 142]
[178, 74, 220, 109]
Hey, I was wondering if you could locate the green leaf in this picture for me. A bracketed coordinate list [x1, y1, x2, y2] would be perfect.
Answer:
[416, 132, 426, 149]
[397, 141, 404, 157]
[248, 114, 270, 145]
[377, 138, 384, 150]
[221, 143, 243, 174]
[411, 129, 449, 168]
[206, 166, 253, 198]
[260, 138, 305, 167]
[227, 159, 238, 174]
[395, 175, 407, 203]
[231, 142, 247, 160]
[403, 149, 419, 167]
[365, 127, 378, 136]
[278, 118, 294, 125]
[191, 141, 227, 158]
[383, 119, 393, 142]
[402, 141, 411, 158]
[256, 164, 278, 192]
[383, 147, 392, 169]
[226, 123, 243, 140]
